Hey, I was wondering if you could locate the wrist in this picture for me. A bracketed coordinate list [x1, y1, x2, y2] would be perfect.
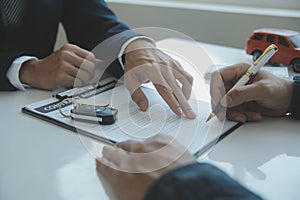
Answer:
[125, 38, 156, 54]
[123, 39, 157, 72]
[19, 59, 39, 87]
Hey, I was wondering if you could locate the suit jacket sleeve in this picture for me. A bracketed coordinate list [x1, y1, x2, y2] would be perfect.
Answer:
[144, 163, 262, 200]
[0, 0, 140, 91]
[61, 0, 141, 80]
[0, 51, 26, 91]
[291, 75, 300, 119]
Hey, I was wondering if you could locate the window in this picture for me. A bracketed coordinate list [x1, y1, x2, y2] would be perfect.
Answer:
[278, 36, 289, 47]
[252, 33, 264, 41]
[267, 35, 275, 43]
[289, 35, 300, 48]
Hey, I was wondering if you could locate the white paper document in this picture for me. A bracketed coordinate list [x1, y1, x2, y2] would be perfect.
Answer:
[22, 84, 239, 156]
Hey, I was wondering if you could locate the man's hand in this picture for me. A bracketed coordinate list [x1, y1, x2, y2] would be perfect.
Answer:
[96, 134, 196, 200]
[210, 63, 294, 122]
[123, 39, 196, 119]
[19, 44, 102, 90]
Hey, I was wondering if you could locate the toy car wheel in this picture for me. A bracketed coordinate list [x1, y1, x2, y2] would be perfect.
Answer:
[291, 58, 300, 73]
[252, 50, 262, 61]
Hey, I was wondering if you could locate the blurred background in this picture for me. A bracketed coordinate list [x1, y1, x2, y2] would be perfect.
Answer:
[55, 0, 300, 49]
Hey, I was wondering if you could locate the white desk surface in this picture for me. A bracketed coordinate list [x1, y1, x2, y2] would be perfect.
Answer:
[1, 39, 299, 200]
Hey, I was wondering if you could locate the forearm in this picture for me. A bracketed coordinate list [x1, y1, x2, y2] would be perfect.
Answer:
[144, 163, 262, 200]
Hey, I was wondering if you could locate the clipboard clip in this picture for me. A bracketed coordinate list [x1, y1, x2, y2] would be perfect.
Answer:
[52, 79, 117, 101]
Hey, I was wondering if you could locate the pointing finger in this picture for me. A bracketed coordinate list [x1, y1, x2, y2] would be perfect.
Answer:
[161, 64, 196, 119]
[154, 83, 182, 116]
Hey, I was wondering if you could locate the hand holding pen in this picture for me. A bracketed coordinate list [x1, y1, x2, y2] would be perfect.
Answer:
[207, 44, 294, 122]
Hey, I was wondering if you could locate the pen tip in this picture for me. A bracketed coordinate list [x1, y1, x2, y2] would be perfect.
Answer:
[205, 112, 215, 123]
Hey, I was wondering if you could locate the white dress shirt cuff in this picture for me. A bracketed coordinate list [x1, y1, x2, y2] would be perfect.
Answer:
[118, 36, 156, 70]
[7, 56, 38, 91]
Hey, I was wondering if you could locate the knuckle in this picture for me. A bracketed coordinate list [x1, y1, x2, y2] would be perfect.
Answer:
[60, 44, 75, 51]
[151, 62, 162, 70]
[84, 60, 95, 70]
[57, 59, 65, 67]
[60, 44, 70, 51]
[185, 72, 193, 83]
[57, 50, 70, 62]
[230, 88, 241, 98]
[56, 73, 66, 82]
[259, 82, 271, 96]
[87, 52, 96, 60]
[118, 140, 134, 148]
[153, 134, 172, 145]
[211, 70, 220, 81]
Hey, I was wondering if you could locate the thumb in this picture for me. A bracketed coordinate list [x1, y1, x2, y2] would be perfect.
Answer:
[221, 84, 259, 108]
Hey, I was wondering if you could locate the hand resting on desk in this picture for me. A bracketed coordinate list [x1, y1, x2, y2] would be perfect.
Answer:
[19, 44, 102, 90]
[96, 134, 262, 200]
[19, 39, 196, 119]
[96, 134, 196, 200]
[124, 39, 196, 119]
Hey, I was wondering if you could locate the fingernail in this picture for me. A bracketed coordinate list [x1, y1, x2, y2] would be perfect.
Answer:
[138, 100, 148, 111]
[175, 105, 182, 116]
[187, 109, 196, 119]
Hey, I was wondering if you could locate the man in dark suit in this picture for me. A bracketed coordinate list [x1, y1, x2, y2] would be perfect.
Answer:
[0, 0, 196, 119]
[96, 64, 300, 200]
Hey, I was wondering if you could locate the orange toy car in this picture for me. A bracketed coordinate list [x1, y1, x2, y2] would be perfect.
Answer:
[246, 28, 300, 73]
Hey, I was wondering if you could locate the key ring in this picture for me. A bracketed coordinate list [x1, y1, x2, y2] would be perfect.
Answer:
[58, 98, 74, 118]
